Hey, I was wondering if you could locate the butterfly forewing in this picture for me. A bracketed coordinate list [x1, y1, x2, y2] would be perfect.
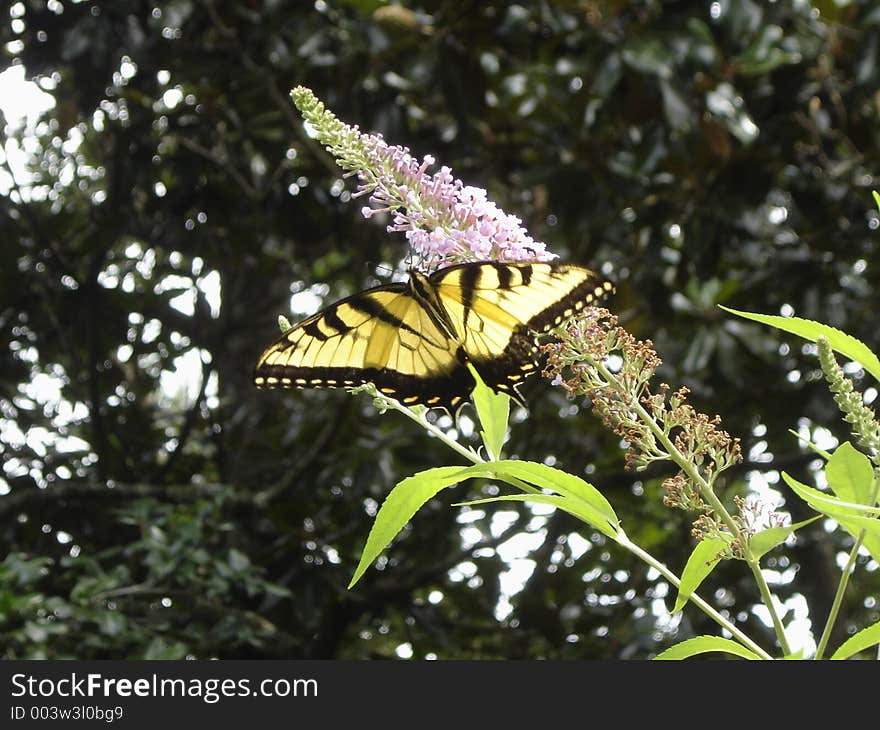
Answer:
[254, 284, 470, 411]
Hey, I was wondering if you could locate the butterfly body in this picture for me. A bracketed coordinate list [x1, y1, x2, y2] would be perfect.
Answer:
[255, 261, 614, 412]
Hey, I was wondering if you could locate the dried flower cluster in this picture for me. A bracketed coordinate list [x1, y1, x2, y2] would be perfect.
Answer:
[292, 86, 553, 267]
[542, 307, 750, 544]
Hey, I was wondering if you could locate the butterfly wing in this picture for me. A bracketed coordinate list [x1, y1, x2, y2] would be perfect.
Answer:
[254, 283, 472, 412]
[432, 262, 614, 402]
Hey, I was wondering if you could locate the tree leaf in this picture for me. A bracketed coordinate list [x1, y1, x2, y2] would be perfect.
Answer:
[719, 307, 880, 383]
[653, 636, 762, 660]
[749, 517, 820, 560]
[621, 37, 674, 79]
[455, 493, 621, 541]
[830, 619, 880, 659]
[826, 441, 876, 505]
[672, 536, 729, 613]
[349, 466, 470, 588]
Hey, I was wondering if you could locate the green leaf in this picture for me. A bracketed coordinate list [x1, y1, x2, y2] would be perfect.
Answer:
[659, 79, 693, 132]
[621, 37, 674, 79]
[873, 190, 880, 211]
[782, 472, 878, 516]
[455, 493, 621, 541]
[832, 514, 880, 565]
[749, 517, 820, 560]
[468, 364, 509, 461]
[483, 460, 619, 533]
[826, 441, 876, 505]
[782, 473, 880, 563]
[653, 636, 762, 661]
[672, 536, 729, 613]
[719, 307, 880, 384]
[349, 466, 469, 588]
[735, 25, 801, 75]
[830, 619, 880, 659]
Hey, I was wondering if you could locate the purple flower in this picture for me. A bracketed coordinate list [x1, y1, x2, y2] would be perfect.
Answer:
[291, 86, 555, 268]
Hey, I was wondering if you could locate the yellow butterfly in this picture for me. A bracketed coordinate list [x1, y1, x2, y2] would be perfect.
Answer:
[254, 261, 614, 412]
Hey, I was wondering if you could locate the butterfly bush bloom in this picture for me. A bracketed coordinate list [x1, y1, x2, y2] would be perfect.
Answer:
[291, 86, 554, 266]
[539, 307, 786, 558]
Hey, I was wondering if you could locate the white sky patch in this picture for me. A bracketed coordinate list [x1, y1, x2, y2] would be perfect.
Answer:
[0, 66, 58, 197]
[157, 273, 197, 315]
[151, 266, 222, 319]
[490, 509, 519, 538]
[744, 470, 785, 514]
[456, 508, 486, 524]
[198, 270, 222, 318]
[566, 532, 591, 560]
[0, 65, 55, 128]
[494, 527, 547, 620]
[159, 348, 209, 409]
[161, 87, 183, 110]
[459, 525, 484, 550]
[289, 283, 328, 317]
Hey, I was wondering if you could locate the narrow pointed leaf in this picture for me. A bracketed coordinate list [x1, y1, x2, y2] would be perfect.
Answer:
[782, 472, 879, 516]
[468, 364, 509, 461]
[720, 306, 880, 383]
[672, 536, 729, 613]
[349, 466, 469, 588]
[830, 619, 880, 659]
[455, 493, 621, 541]
[749, 517, 820, 560]
[826, 441, 875, 505]
[783, 474, 880, 563]
[485, 460, 619, 530]
[787, 429, 831, 461]
[653, 636, 762, 660]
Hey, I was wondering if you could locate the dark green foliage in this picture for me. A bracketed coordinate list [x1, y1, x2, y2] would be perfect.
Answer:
[1, 0, 878, 658]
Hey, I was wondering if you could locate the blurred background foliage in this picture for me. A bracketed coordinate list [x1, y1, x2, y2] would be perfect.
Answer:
[1, 0, 878, 659]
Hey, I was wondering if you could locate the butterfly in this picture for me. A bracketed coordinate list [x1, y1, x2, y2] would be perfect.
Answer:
[254, 261, 614, 413]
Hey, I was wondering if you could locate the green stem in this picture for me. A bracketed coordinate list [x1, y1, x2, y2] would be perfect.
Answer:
[388, 397, 542, 495]
[814, 538, 860, 660]
[814, 469, 880, 660]
[593, 358, 792, 655]
[617, 533, 773, 660]
[387, 399, 484, 465]
[746, 559, 791, 655]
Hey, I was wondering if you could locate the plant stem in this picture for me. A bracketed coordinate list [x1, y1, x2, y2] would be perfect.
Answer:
[814, 537, 860, 660]
[387, 399, 484, 465]
[617, 533, 773, 660]
[746, 559, 791, 655]
[593, 357, 792, 655]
